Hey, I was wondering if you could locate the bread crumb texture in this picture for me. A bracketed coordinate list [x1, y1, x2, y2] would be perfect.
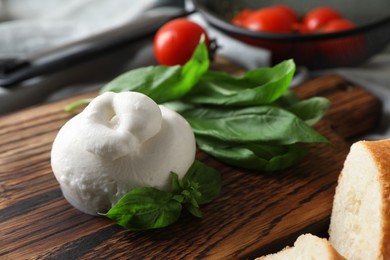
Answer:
[329, 139, 390, 260]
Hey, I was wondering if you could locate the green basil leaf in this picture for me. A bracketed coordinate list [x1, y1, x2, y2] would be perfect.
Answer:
[287, 97, 330, 126]
[186, 204, 203, 218]
[99, 40, 209, 103]
[188, 194, 200, 208]
[272, 89, 301, 108]
[184, 59, 295, 106]
[64, 98, 93, 112]
[163, 101, 196, 114]
[172, 194, 185, 203]
[196, 135, 308, 172]
[102, 187, 182, 231]
[101, 161, 221, 231]
[182, 161, 222, 205]
[182, 106, 328, 145]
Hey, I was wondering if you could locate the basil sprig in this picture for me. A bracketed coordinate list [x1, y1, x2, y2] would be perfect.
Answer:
[100, 161, 221, 231]
[67, 40, 330, 171]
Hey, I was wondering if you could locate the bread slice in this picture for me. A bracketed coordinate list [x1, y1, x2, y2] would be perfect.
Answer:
[256, 234, 345, 260]
[329, 139, 390, 260]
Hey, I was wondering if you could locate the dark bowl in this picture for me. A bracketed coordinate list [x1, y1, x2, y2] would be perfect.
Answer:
[192, 0, 390, 69]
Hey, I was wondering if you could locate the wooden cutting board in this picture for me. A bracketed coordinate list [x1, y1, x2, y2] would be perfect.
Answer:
[0, 62, 382, 259]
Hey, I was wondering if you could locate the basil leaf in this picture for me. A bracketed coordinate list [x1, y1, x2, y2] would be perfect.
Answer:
[163, 101, 196, 114]
[195, 135, 308, 172]
[186, 204, 203, 218]
[102, 161, 222, 230]
[272, 89, 301, 108]
[182, 106, 328, 145]
[102, 187, 182, 231]
[184, 59, 295, 106]
[287, 97, 330, 126]
[182, 161, 222, 205]
[99, 40, 209, 103]
[64, 98, 93, 112]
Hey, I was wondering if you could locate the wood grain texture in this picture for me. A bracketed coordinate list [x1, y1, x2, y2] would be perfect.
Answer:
[0, 70, 381, 259]
[295, 75, 382, 140]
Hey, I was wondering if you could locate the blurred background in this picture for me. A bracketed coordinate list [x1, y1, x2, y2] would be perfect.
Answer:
[0, 0, 389, 138]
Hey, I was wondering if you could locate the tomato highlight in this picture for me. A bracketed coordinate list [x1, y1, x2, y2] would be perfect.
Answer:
[302, 7, 342, 32]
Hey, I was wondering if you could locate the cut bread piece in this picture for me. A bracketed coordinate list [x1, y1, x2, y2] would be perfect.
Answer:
[256, 234, 345, 260]
[329, 139, 390, 260]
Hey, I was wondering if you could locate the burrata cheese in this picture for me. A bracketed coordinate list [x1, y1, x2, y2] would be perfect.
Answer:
[51, 91, 196, 215]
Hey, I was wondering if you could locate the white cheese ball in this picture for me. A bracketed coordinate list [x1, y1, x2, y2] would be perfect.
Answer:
[51, 92, 196, 215]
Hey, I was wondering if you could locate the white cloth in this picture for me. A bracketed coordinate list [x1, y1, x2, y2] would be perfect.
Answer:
[0, 0, 157, 59]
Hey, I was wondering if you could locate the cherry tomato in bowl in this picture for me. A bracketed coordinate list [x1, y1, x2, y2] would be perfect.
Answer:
[154, 18, 210, 66]
[232, 5, 298, 31]
[231, 9, 253, 27]
[302, 7, 342, 32]
[242, 7, 295, 33]
[269, 5, 299, 24]
[233, 5, 298, 64]
[195, 0, 390, 68]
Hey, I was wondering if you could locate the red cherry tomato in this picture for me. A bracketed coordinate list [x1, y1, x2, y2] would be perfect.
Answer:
[231, 9, 254, 26]
[232, 5, 297, 29]
[269, 5, 298, 24]
[321, 18, 355, 32]
[236, 6, 297, 64]
[303, 7, 342, 32]
[154, 18, 209, 66]
[242, 8, 295, 33]
[318, 19, 366, 65]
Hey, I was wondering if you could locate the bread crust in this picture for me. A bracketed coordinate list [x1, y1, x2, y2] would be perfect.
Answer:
[361, 139, 390, 259]
[324, 239, 346, 260]
[325, 241, 346, 260]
